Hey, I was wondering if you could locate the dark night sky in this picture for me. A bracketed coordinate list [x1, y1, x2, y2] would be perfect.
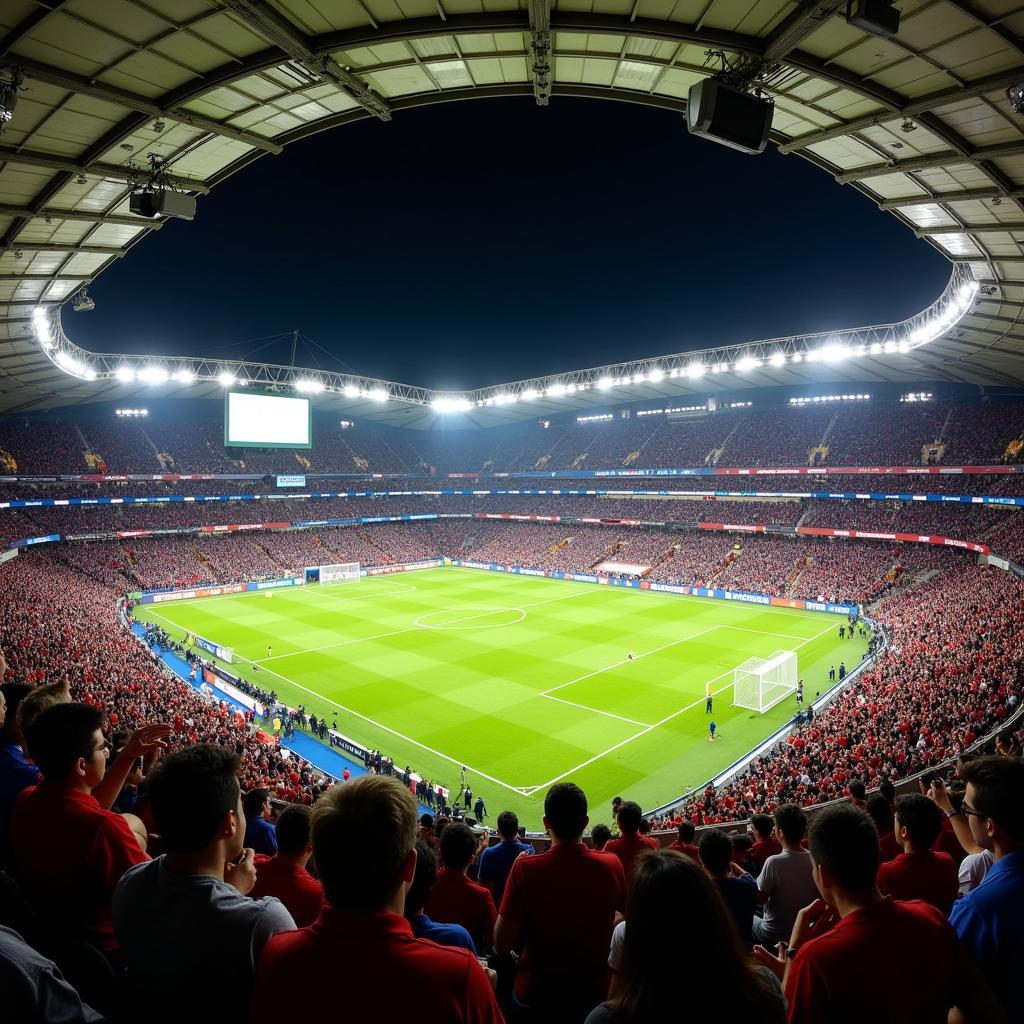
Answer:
[71, 98, 949, 392]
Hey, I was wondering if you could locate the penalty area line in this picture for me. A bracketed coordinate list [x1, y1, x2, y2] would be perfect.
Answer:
[519, 617, 837, 795]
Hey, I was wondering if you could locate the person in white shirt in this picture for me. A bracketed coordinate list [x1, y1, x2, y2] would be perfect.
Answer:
[752, 803, 819, 947]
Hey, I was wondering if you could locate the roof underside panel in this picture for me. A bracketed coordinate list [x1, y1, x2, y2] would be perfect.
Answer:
[0, 0, 1021, 423]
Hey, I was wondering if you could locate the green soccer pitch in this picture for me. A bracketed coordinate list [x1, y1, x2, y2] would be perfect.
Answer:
[134, 567, 868, 827]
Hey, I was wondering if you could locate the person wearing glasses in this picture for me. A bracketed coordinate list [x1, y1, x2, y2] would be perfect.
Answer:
[948, 756, 1024, 1024]
[9, 702, 153, 957]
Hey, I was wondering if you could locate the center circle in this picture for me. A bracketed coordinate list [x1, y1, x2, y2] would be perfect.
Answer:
[414, 606, 526, 630]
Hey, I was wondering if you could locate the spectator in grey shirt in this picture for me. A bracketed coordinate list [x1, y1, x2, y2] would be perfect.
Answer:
[752, 803, 819, 947]
[113, 746, 294, 1024]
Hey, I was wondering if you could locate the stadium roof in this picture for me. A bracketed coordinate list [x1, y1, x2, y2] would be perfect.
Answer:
[0, 0, 1022, 428]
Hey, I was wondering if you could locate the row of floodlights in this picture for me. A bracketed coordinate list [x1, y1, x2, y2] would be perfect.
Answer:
[115, 408, 148, 417]
[900, 392, 934, 402]
[789, 394, 870, 405]
[32, 281, 979, 399]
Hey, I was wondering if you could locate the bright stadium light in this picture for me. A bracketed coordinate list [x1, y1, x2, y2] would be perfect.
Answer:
[648, 367, 665, 383]
[343, 384, 359, 398]
[171, 368, 194, 385]
[686, 363, 705, 379]
[769, 351, 786, 367]
[522, 388, 539, 401]
[736, 355, 760, 372]
[820, 343, 847, 363]
[218, 372, 236, 386]
[116, 365, 136, 383]
[368, 388, 388, 402]
[597, 376, 613, 390]
[138, 366, 169, 385]
[546, 383, 568, 398]
[294, 379, 323, 394]
[432, 396, 472, 413]
[633, 372, 647, 384]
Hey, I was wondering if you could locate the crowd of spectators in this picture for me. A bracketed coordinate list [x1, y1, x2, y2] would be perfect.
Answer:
[4, 398, 1024, 478]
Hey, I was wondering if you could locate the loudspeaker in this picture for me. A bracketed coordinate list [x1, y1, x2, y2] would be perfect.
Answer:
[130, 190, 197, 221]
[846, 0, 900, 37]
[686, 79, 773, 155]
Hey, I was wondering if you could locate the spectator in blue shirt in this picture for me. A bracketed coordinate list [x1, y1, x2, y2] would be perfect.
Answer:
[477, 811, 534, 905]
[0, 684, 41, 855]
[405, 839, 476, 952]
[949, 755, 1024, 1024]
[243, 787, 278, 856]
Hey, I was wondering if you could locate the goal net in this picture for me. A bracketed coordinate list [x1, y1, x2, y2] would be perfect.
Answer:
[319, 562, 360, 585]
[732, 649, 797, 713]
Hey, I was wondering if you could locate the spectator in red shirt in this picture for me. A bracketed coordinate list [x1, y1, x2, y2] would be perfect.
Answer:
[667, 820, 699, 861]
[424, 822, 497, 952]
[866, 793, 902, 863]
[11, 703, 150, 956]
[749, 814, 782, 873]
[251, 775, 502, 1024]
[495, 782, 626, 1022]
[877, 794, 958, 915]
[249, 803, 325, 927]
[756, 803, 1000, 1024]
[604, 801, 657, 883]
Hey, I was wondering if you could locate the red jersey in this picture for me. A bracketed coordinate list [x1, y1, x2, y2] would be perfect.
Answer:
[750, 836, 783, 873]
[668, 840, 700, 861]
[878, 830, 902, 864]
[252, 908, 502, 1024]
[424, 868, 497, 951]
[785, 897, 967, 1024]
[877, 850, 959, 916]
[251, 855, 326, 927]
[11, 783, 149, 953]
[604, 832, 658, 883]
[499, 842, 625, 1011]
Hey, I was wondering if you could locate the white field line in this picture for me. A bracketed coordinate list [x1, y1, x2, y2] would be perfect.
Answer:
[540, 625, 723, 697]
[521, 618, 837, 795]
[301, 580, 419, 606]
[252, 584, 598, 663]
[542, 695, 653, 728]
[233, 655, 531, 797]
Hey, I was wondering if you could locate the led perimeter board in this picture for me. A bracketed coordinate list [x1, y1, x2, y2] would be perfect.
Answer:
[224, 391, 312, 449]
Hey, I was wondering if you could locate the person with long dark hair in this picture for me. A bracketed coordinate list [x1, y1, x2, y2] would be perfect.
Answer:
[586, 848, 785, 1023]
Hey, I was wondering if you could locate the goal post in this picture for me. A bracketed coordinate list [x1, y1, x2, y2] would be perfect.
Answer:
[318, 562, 360, 585]
[732, 649, 798, 713]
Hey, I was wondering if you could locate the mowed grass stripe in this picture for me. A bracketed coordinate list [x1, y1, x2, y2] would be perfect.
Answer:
[138, 568, 867, 826]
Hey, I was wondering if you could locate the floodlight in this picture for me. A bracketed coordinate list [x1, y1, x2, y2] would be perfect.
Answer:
[368, 388, 388, 402]
[343, 384, 359, 398]
[736, 356, 760, 372]
[546, 383, 568, 398]
[116, 366, 136, 383]
[138, 366, 169, 384]
[648, 368, 665, 383]
[56, 350, 84, 376]
[432, 396, 472, 413]
[820, 344, 847, 363]
[686, 363, 705, 379]
[769, 352, 786, 367]
[522, 388, 539, 401]
[596, 376, 613, 390]
[294, 379, 323, 394]
[171, 368, 194, 384]
[633, 372, 647, 384]
[218, 372, 236, 386]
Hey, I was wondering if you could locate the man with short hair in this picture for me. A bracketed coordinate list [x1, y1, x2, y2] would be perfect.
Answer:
[760, 803, 1000, 1024]
[604, 800, 657, 882]
[877, 794, 958, 915]
[11, 703, 150, 955]
[114, 745, 295, 1024]
[699, 829, 758, 946]
[252, 775, 501, 1024]
[405, 839, 476, 952]
[749, 813, 782, 873]
[846, 779, 866, 809]
[949, 755, 1024, 1022]
[424, 822, 497, 951]
[249, 803, 325, 927]
[243, 787, 277, 855]
[495, 782, 625, 1022]
[477, 811, 533, 904]
[667, 820, 699, 861]
[752, 803, 819, 948]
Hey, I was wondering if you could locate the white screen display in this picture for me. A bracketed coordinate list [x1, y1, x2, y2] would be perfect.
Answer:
[225, 391, 311, 448]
